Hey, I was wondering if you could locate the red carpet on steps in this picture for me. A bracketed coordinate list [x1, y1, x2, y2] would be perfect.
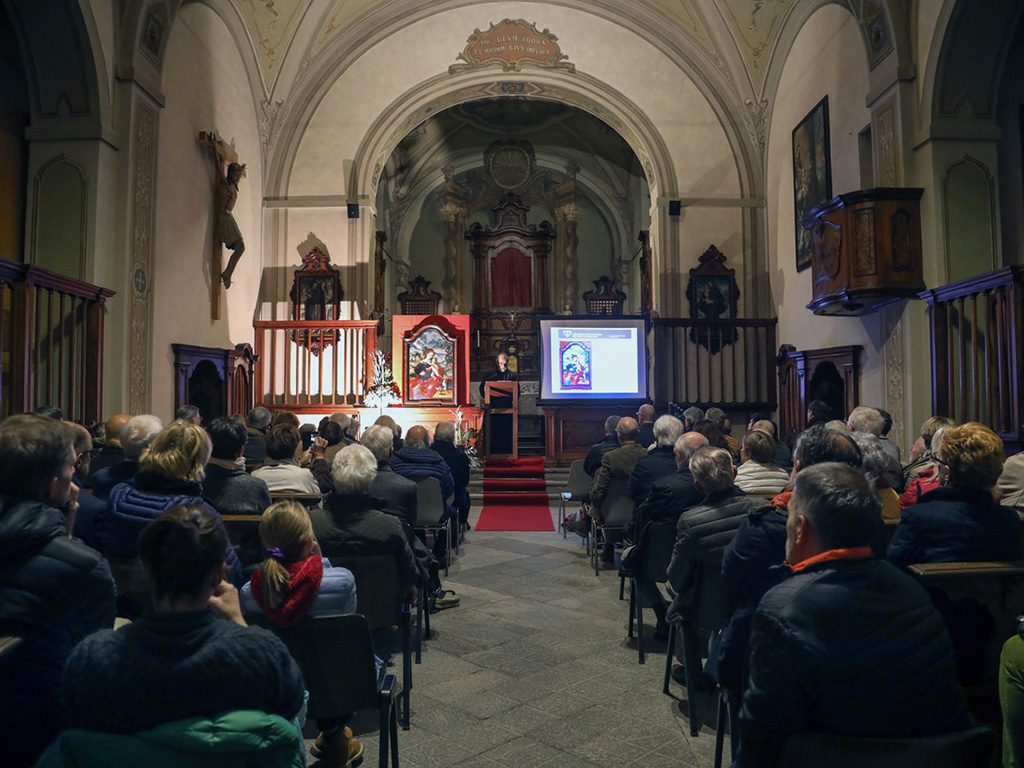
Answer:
[475, 457, 554, 532]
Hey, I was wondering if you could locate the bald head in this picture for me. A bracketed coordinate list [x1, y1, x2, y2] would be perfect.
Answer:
[751, 419, 777, 439]
[674, 431, 709, 470]
[405, 425, 430, 449]
[104, 413, 131, 447]
[616, 417, 639, 444]
[637, 404, 656, 424]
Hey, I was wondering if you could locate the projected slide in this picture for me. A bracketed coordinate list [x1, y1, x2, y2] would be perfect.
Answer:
[539, 319, 647, 402]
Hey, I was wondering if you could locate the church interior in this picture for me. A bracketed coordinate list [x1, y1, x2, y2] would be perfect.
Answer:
[3, 0, 1024, 766]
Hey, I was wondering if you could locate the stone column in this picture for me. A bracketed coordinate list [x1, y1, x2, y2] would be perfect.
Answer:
[558, 203, 579, 314]
[440, 165, 467, 313]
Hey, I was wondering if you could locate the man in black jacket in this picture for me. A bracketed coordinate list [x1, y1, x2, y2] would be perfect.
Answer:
[431, 421, 471, 531]
[630, 431, 708, 536]
[737, 463, 968, 767]
[203, 417, 272, 517]
[626, 415, 684, 539]
[584, 415, 621, 476]
[0, 414, 116, 767]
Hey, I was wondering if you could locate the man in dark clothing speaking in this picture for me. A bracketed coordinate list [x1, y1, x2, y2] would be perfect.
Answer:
[480, 353, 518, 454]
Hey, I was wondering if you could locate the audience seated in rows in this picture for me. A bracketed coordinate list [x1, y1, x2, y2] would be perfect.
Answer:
[667, 447, 762, 672]
[590, 417, 647, 563]
[253, 425, 322, 495]
[847, 405, 901, 464]
[626, 415, 685, 538]
[0, 415, 116, 768]
[706, 407, 740, 462]
[389, 425, 455, 563]
[431, 421, 471, 532]
[91, 414, 162, 499]
[636, 404, 657, 449]
[372, 414, 403, 454]
[101, 420, 243, 585]
[175, 404, 203, 425]
[734, 430, 789, 496]
[849, 432, 903, 522]
[240, 499, 360, 767]
[61, 505, 305, 748]
[713, 425, 863, 692]
[805, 399, 833, 428]
[243, 405, 272, 465]
[900, 424, 950, 507]
[66, 421, 108, 547]
[204, 416, 272, 516]
[747, 415, 792, 469]
[903, 415, 956, 485]
[631, 432, 709, 537]
[310, 444, 419, 603]
[692, 417, 730, 453]
[88, 413, 130, 480]
[681, 406, 704, 432]
[887, 422, 1022, 566]
[736, 463, 969, 767]
[584, 415, 621, 476]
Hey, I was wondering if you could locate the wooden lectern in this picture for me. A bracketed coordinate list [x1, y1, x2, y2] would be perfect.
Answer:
[484, 381, 518, 459]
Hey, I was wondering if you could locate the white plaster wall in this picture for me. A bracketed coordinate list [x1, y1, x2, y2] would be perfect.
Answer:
[82, 0, 116, 115]
[151, 3, 263, 420]
[287, 2, 740, 199]
[766, 5, 885, 406]
[915, 0, 947, 112]
[285, 2, 744, 313]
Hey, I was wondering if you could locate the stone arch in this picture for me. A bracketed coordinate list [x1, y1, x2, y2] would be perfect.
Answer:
[922, 0, 1024, 128]
[5, 0, 109, 132]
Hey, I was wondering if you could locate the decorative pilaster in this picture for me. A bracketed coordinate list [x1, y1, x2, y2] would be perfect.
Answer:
[553, 165, 578, 314]
[128, 99, 158, 414]
[440, 165, 467, 313]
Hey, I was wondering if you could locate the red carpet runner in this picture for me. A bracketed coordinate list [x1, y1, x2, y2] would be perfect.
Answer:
[475, 456, 554, 532]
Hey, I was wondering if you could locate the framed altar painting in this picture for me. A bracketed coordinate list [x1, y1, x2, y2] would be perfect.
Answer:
[792, 96, 832, 272]
[404, 324, 456, 405]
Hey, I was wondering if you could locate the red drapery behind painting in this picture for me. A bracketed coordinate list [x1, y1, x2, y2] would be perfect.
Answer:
[491, 248, 532, 307]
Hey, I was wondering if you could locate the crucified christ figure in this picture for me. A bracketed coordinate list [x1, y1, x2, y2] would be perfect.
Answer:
[198, 131, 246, 289]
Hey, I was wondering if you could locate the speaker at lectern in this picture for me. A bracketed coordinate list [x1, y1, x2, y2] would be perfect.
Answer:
[484, 381, 518, 458]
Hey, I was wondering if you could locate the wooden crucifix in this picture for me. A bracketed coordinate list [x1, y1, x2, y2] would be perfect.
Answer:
[198, 131, 246, 319]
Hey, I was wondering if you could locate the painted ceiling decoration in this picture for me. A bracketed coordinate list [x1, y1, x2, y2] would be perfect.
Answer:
[717, 0, 792, 87]
[236, 0, 307, 82]
[449, 18, 573, 73]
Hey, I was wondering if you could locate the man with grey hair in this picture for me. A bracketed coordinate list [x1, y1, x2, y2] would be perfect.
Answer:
[751, 417, 792, 469]
[310, 444, 418, 602]
[243, 405, 271, 465]
[737, 463, 967, 766]
[584, 414, 621, 476]
[706, 406, 740, 461]
[91, 415, 163, 499]
[431, 421, 471, 532]
[626, 415, 684, 539]
[665, 446, 761, 684]
[682, 406, 704, 432]
[848, 405, 901, 464]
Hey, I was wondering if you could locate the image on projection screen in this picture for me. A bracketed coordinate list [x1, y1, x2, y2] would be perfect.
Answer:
[547, 326, 640, 396]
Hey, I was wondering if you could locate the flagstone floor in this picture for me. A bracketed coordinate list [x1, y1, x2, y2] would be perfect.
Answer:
[322, 503, 724, 768]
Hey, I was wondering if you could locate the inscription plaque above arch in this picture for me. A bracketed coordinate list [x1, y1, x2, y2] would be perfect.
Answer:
[451, 19, 574, 73]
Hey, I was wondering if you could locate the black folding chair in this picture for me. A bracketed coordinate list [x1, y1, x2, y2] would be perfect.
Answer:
[332, 554, 414, 730]
[626, 520, 676, 664]
[249, 613, 400, 768]
[414, 477, 453, 576]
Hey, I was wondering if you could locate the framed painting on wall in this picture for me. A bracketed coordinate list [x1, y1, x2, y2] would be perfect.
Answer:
[792, 96, 833, 272]
[404, 324, 456, 405]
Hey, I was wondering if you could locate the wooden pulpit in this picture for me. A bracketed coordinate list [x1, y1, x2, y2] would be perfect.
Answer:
[485, 381, 518, 459]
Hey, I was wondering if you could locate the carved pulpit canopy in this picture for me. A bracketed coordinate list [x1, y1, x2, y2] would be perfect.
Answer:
[582, 276, 626, 316]
[397, 275, 442, 315]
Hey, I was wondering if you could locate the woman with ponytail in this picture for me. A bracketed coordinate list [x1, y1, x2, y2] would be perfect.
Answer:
[240, 501, 359, 767]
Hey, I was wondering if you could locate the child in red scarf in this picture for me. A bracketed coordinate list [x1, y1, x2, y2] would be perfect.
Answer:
[240, 501, 360, 768]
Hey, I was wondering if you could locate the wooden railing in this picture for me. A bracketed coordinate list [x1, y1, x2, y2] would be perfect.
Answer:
[651, 318, 778, 411]
[252, 320, 378, 410]
[0, 258, 115, 421]
[921, 266, 1024, 447]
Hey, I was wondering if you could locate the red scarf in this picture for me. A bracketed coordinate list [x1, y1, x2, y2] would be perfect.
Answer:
[787, 546, 873, 573]
[249, 555, 324, 627]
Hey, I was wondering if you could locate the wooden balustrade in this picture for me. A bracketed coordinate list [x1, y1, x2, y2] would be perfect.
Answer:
[921, 266, 1024, 448]
[651, 318, 778, 411]
[253, 320, 378, 410]
[0, 258, 114, 421]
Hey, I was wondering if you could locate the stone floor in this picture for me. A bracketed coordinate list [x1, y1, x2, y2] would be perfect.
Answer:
[324, 503, 725, 768]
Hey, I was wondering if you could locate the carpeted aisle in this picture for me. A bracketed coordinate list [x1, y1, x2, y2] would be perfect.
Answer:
[475, 456, 554, 532]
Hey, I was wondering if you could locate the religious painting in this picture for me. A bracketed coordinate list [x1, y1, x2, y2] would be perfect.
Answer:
[559, 341, 591, 390]
[404, 325, 456, 405]
[685, 245, 740, 354]
[793, 97, 832, 272]
[691, 276, 733, 321]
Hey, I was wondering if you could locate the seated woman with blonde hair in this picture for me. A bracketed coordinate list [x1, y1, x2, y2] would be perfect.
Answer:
[240, 501, 360, 768]
[100, 419, 243, 586]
